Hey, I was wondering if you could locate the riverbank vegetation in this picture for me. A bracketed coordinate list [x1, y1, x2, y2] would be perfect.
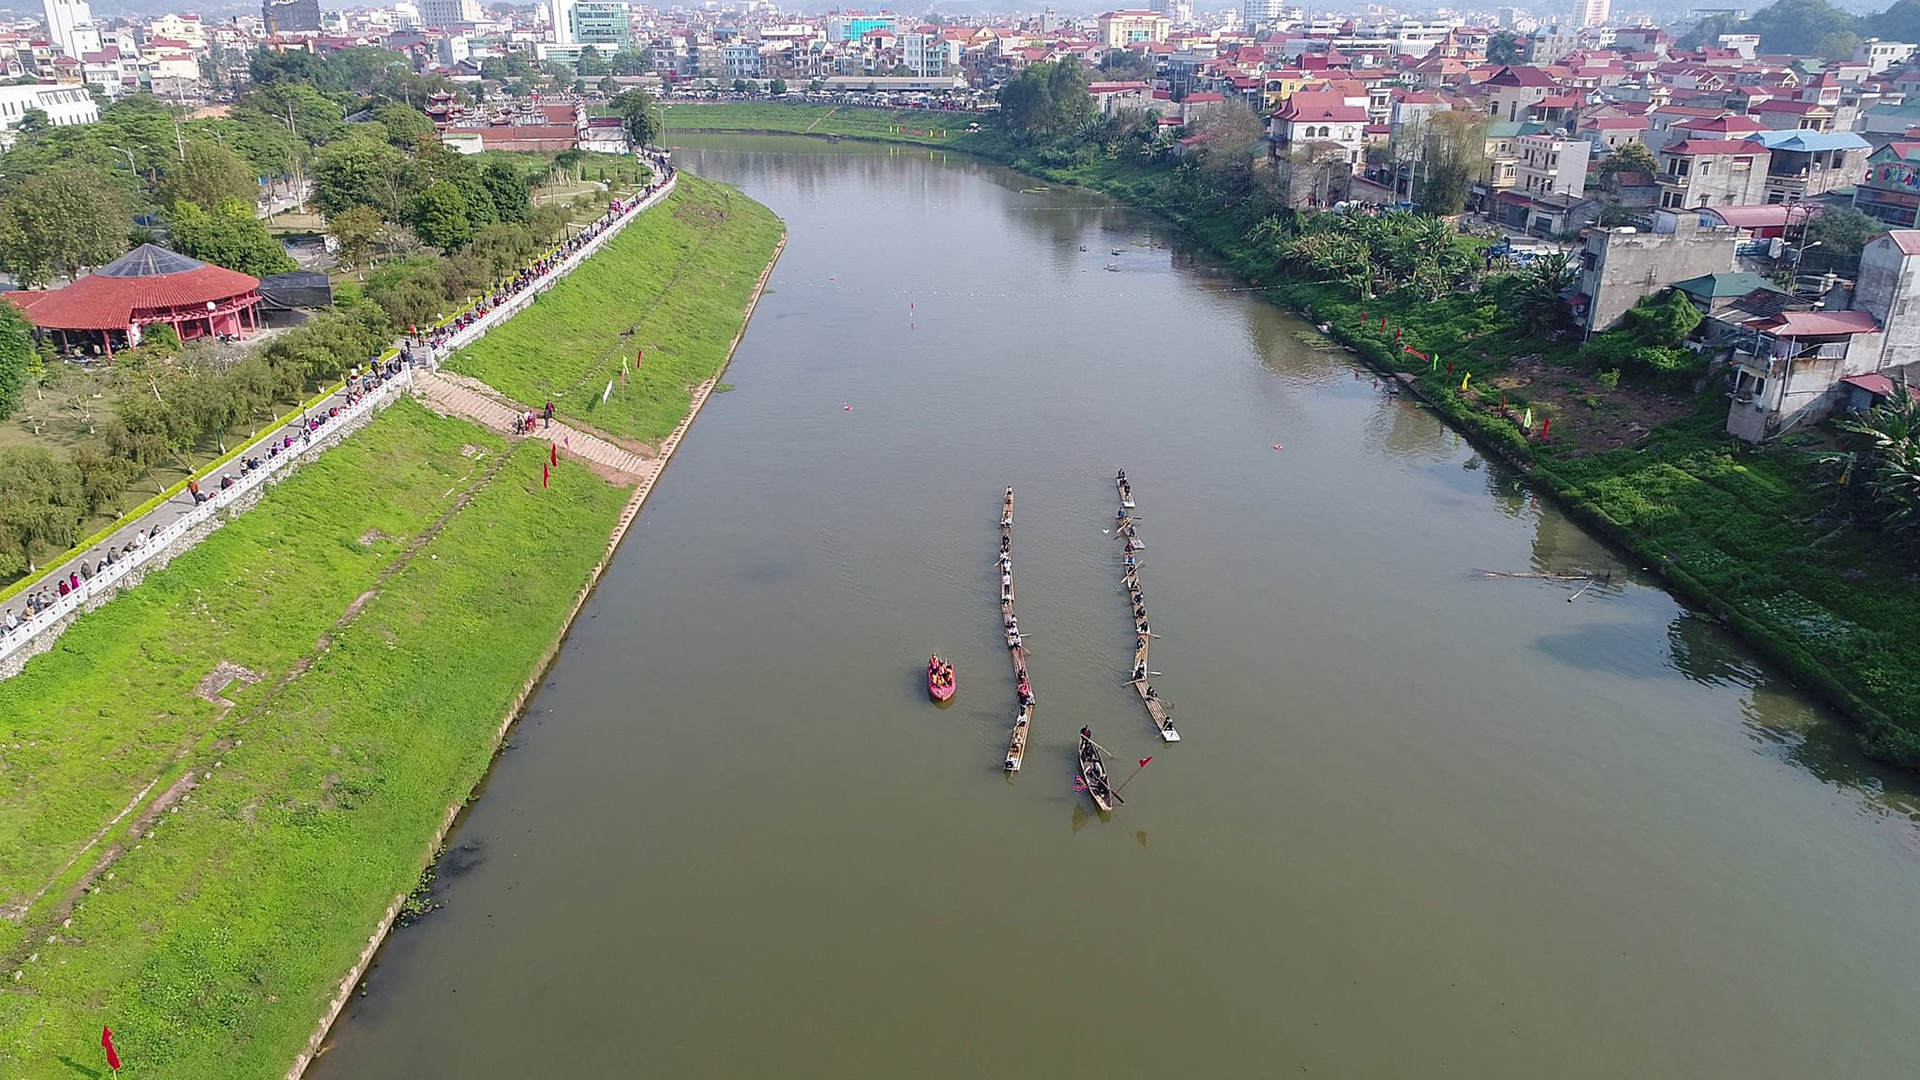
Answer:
[448, 174, 784, 444]
[0, 401, 631, 1079]
[669, 91, 1920, 764]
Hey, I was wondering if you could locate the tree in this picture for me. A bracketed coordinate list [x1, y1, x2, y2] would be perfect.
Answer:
[0, 168, 132, 287]
[408, 180, 475, 251]
[1416, 110, 1489, 216]
[1817, 29, 1862, 61]
[16, 107, 49, 136]
[609, 46, 653, 75]
[315, 134, 408, 217]
[598, 75, 621, 96]
[480, 56, 509, 82]
[1864, 0, 1920, 40]
[1514, 251, 1575, 335]
[997, 61, 1094, 139]
[1733, 0, 1860, 54]
[769, 77, 788, 95]
[1598, 140, 1658, 178]
[1819, 379, 1920, 550]
[1803, 205, 1888, 273]
[611, 88, 660, 149]
[373, 102, 439, 149]
[163, 198, 297, 278]
[161, 139, 258, 209]
[1098, 48, 1156, 80]
[0, 446, 85, 572]
[576, 49, 610, 77]
[1486, 31, 1522, 65]
[327, 205, 388, 269]
[0, 302, 32, 422]
[479, 160, 531, 224]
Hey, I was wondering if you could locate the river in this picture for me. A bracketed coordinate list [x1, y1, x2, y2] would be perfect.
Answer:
[311, 136, 1920, 1079]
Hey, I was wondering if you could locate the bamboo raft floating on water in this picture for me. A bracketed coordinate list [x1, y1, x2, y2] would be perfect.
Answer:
[1115, 470, 1180, 743]
[1000, 487, 1035, 772]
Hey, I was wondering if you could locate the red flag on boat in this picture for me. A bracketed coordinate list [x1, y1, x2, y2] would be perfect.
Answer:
[102, 1027, 120, 1072]
[1138, 757, 1153, 769]
[542, 462, 550, 488]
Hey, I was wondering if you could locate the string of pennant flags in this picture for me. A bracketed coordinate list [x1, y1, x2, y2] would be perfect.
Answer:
[1360, 309, 1550, 444]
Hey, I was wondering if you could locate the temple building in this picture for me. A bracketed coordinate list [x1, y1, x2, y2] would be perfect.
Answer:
[3, 245, 264, 359]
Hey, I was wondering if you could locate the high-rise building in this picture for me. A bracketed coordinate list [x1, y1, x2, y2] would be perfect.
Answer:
[41, 0, 94, 57]
[1574, 0, 1610, 27]
[1243, 0, 1285, 31]
[569, 0, 629, 46]
[419, 0, 480, 28]
[262, 0, 321, 34]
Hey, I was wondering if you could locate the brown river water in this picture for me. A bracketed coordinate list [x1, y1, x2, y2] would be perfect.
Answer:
[311, 137, 1920, 1079]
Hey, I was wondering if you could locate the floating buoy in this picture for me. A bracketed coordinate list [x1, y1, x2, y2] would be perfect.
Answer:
[844, 404, 853, 411]
[1273, 444, 1284, 450]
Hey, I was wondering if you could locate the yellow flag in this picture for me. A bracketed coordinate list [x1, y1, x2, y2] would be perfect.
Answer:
[1460, 372, 1472, 392]
[1522, 406, 1534, 430]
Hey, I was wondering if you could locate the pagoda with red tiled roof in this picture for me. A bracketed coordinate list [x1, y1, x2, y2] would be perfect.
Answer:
[4, 244, 263, 359]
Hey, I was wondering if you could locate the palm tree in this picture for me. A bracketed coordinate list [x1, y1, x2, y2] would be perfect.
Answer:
[1514, 251, 1574, 335]
[1822, 379, 1920, 549]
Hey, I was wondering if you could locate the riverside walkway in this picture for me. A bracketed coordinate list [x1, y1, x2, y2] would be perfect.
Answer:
[416, 371, 656, 480]
[0, 164, 680, 672]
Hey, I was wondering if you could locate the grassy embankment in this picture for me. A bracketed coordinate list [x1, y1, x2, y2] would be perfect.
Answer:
[449, 174, 785, 444]
[0, 179, 786, 1077]
[668, 101, 1920, 763]
[0, 402, 628, 1079]
[660, 101, 975, 147]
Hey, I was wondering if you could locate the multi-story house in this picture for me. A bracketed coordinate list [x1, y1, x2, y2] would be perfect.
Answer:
[1656, 139, 1770, 210]
[1483, 64, 1560, 123]
[1267, 91, 1367, 169]
[1747, 129, 1868, 204]
[1856, 144, 1920, 228]
[1515, 133, 1590, 198]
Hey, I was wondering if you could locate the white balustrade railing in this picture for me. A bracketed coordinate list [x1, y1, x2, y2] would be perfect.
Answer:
[0, 367, 415, 664]
[0, 160, 679, 669]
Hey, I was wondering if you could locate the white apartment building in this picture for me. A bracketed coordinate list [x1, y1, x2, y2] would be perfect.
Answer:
[901, 32, 954, 78]
[420, 0, 481, 28]
[42, 0, 99, 58]
[1515, 133, 1591, 198]
[1243, 0, 1285, 31]
[0, 82, 99, 133]
[1573, 0, 1610, 28]
[1854, 38, 1917, 75]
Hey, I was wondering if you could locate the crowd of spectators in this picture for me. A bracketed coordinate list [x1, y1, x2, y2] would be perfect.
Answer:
[419, 155, 678, 358]
[5, 154, 680, 649]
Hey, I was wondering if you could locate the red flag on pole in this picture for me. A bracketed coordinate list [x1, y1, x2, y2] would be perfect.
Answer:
[550, 444, 557, 466]
[1541, 417, 1551, 442]
[102, 1027, 121, 1072]
[542, 462, 550, 488]
[1138, 757, 1153, 769]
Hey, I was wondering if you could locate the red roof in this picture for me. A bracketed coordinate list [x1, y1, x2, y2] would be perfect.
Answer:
[4, 245, 259, 331]
[1884, 230, 1920, 255]
[1664, 139, 1763, 155]
[1745, 310, 1879, 336]
[1843, 372, 1898, 396]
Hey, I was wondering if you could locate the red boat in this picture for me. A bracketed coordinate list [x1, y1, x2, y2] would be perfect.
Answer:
[927, 655, 956, 702]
